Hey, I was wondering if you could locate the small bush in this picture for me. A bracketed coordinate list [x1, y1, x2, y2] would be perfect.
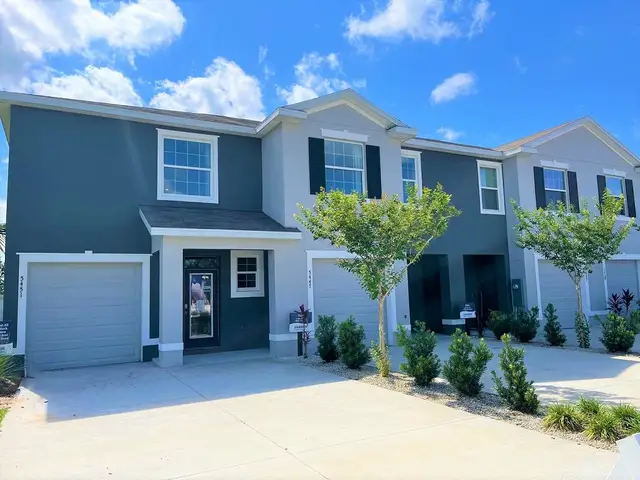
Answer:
[543, 303, 566, 347]
[584, 409, 623, 442]
[395, 323, 441, 387]
[491, 334, 539, 413]
[625, 417, 640, 436]
[370, 342, 390, 377]
[599, 313, 636, 353]
[337, 316, 370, 369]
[628, 310, 640, 335]
[575, 312, 591, 349]
[610, 403, 640, 432]
[0, 354, 20, 383]
[442, 329, 493, 396]
[576, 396, 604, 420]
[543, 404, 584, 432]
[487, 311, 511, 340]
[315, 315, 339, 362]
[511, 306, 540, 343]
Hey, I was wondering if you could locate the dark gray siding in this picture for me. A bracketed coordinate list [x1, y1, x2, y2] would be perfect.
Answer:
[3, 105, 263, 344]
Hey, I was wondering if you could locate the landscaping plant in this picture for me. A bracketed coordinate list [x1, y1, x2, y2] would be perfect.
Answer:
[294, 304, 312, 359]
[442, 329, 493, 396]
[512, 192, 633, 344]
[315, 315, 339, 362]
[370, 342, 391, 377]
[628, 310, 640, 335]
[607, 292, 624, 315]
[610, 403, 640, 433]
[0, 353, 20, 385]
[576, 397, 604, 420]
[622, 289, 635, 316]
[575, 312, 591, 349]
[395, 323, 441, 387]
[599, 313, 636, 353]
[511, 306, 540, 343]
[337, 316, 370, 369]
[584, 408, 623, 442]
[296, 185, 459, 377]
[543, 403, 584, 432]
[543, 303, 566, 347]
[491, 334, 539, 413]
[487, 310, 511, 341]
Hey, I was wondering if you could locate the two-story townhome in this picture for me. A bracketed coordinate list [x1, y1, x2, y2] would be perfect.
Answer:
[0, 89, 513, 374]
[501, 117, 640, 330]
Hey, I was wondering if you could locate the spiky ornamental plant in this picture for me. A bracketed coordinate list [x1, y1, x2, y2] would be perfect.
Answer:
[543, 303, 566, 347]
[296, 185, 460, 377]
[512, 192, 633, 344]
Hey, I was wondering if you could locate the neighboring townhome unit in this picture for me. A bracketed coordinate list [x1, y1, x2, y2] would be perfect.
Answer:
[500, 117, 640, 330]
[0, 89, 519, 373]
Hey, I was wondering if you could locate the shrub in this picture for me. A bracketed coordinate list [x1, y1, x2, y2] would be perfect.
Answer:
[576, 396, 604, 420]
[608, 292, 624, 315]
[575, 312, 591, 349]
[599, 313, 636, 353]
[584, 408, 623, 442]
[543, 303, 566, 347]
[625, 417, 640, 436]
[512, 306, 540, 343]
[442, 329, 493, 396]
[610, 403, 640, 432]
[395, 323, 440, 387]
[370, 342, 390, 377]
[491, 334, 539, 413]
[543, 404, 584, 432]
[0, 354, 20, 383]
[315, 315, 339, 362]
[487, 311, 511, 340]
[337, 316, 370, 369]
[628, 310, 640, 335]
[622, 289, 635, 316]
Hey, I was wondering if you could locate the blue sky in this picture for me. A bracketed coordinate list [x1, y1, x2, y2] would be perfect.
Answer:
[1, 0, 639, 220]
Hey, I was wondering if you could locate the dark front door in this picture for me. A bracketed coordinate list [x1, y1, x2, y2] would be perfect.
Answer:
[184, 258, 221, 349]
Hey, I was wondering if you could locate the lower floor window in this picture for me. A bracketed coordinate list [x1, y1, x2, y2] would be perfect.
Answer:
[231, 251, 264, 298]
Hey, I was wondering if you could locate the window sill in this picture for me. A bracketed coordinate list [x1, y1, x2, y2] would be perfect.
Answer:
[158, 193, 218, 204]
[230, 288, 264, 299]
[480, 208, 505, 216]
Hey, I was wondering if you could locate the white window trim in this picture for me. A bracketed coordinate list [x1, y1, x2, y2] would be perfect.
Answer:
[603, 168, 626, 178]
[230, 250, 264, 298]
[323, 137, 367, 195]
[476, 160, 505, 215]
[540, 159, 570, 170]
[542, 167, 569, 208]
[605, 174, 628, 219]
[321, 128, 369, 143]
[157, 128, 219, 204]
[401, 149, 422, 202]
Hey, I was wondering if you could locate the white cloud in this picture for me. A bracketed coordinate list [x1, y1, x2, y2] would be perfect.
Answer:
[436, 127, 463, 142]
[276, 52, 366, 105]
[150, 58, 265, 120]
[26, 66, 143, 105]
[0, 0, 185, 89]
[468, 0, 494, 37]
[430, 72, 476, 104]
[345, 0, 493, 44]
[258, 45, 268, 64]
[0, 199, 6, 224]
[514, 55, 527, 74]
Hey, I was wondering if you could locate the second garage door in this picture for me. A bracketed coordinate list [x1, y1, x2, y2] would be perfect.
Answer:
[606, 260, 639, 300]
[313, 259, 379, 344]
[26, 263, 142, 373]
[538, 260, 577, 328]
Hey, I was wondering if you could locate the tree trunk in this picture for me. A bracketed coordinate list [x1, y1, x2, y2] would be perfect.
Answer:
[575, 281, 583, 319]
[378, 283, 386, 356]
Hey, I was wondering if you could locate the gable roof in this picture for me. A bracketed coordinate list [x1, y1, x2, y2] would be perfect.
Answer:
[496, 119, 578, 152]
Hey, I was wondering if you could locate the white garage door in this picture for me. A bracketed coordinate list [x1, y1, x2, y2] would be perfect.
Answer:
[26, 263, 141, 372]
[606, 260, 639, 300]
[539, 261, 576, 328]
[313, 259, 379, 344]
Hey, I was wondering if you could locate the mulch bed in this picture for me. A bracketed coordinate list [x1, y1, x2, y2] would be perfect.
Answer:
[0, 377, 20, 414]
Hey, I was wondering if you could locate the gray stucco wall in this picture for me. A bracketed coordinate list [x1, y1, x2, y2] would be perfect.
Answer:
[3, 105, 263, 344]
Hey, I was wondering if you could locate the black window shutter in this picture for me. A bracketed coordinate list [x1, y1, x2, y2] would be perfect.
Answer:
[365, 145, 382, 199]
[625, 179, 636, 218]
[567, 171, 580, 212]
[308, 137, 325, 194]
[597, 175, 606, 206]
[533, 166, 546, 209]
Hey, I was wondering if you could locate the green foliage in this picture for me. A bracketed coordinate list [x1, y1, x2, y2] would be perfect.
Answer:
[543, 404, 584, 432]
[512, 306, 540, 343]
[610, 403, 640, 432]
[599, 313, 636, 353]
[395, 323, 441, 387]
[487, 311, 511, 340]
[442, 329, 493, 396]
[576, 397, 604, 420]
[315, 315, 339, 362]
[0, 354, 19, 382]
[295, 186, 460, 376]
[337, 316, 370, 369]
[625, 417, 640, 436]
[575, 312, 591, 349]
[491, 334, 539, 413]
[628, 310, 640, 335]
[0, 408, 6, 427]
[512, 193, 633, 321]
[370, 342, 391, 377]
[584, 409, 623, 442]
[543, 303, 566, 346]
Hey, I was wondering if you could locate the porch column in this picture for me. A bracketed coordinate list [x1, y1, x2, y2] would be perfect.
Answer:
[154, 237, 184, 367]
[268, 246, 307, 357]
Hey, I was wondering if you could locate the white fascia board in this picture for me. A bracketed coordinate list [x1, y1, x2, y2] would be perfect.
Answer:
[256, 108, 307, 136]
[388, 126, 418, 141]
[503, 146, 538, 157]
[404, 138, 504, 160]
[148, 227, 302, 240]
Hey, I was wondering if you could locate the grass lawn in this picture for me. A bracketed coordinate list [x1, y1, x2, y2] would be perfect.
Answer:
[0, 408, 7, 427]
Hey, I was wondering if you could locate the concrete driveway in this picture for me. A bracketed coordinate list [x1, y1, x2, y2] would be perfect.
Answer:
[391, 335, 640, 406]
[0, 351, 615, 479]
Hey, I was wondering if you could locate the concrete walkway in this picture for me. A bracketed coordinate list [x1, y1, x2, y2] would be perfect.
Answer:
[391, 334, 640, 406]
[0, 354, 615, 479]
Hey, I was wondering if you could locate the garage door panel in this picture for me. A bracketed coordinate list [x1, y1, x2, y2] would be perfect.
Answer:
[26, 263, 141, 371]
[313, 259, 379, 344]
[606, 261, 639, 299]
[539, 261, 576, 329]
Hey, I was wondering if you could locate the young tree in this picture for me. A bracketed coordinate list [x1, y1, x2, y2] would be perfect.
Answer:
[512, 192, 633, 346]
[295, 186, 460, 377]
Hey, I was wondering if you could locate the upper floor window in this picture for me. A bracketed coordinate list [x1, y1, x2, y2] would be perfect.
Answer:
[401, 150, 422, 202]
[605, 175, 626, 215]
[324, 139, 365, 194]
[477, 160, 505, 215]
[157, 129, 219, 204]
[543, 168, 567, 207]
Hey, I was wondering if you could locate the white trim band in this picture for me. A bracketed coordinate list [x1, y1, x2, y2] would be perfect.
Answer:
[158, 342, 184, 352]
[540, 160, 569, 170]
[603, 168, 627, 177]
[321, 128, 369, 143]
[269, 333, 298, 341]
